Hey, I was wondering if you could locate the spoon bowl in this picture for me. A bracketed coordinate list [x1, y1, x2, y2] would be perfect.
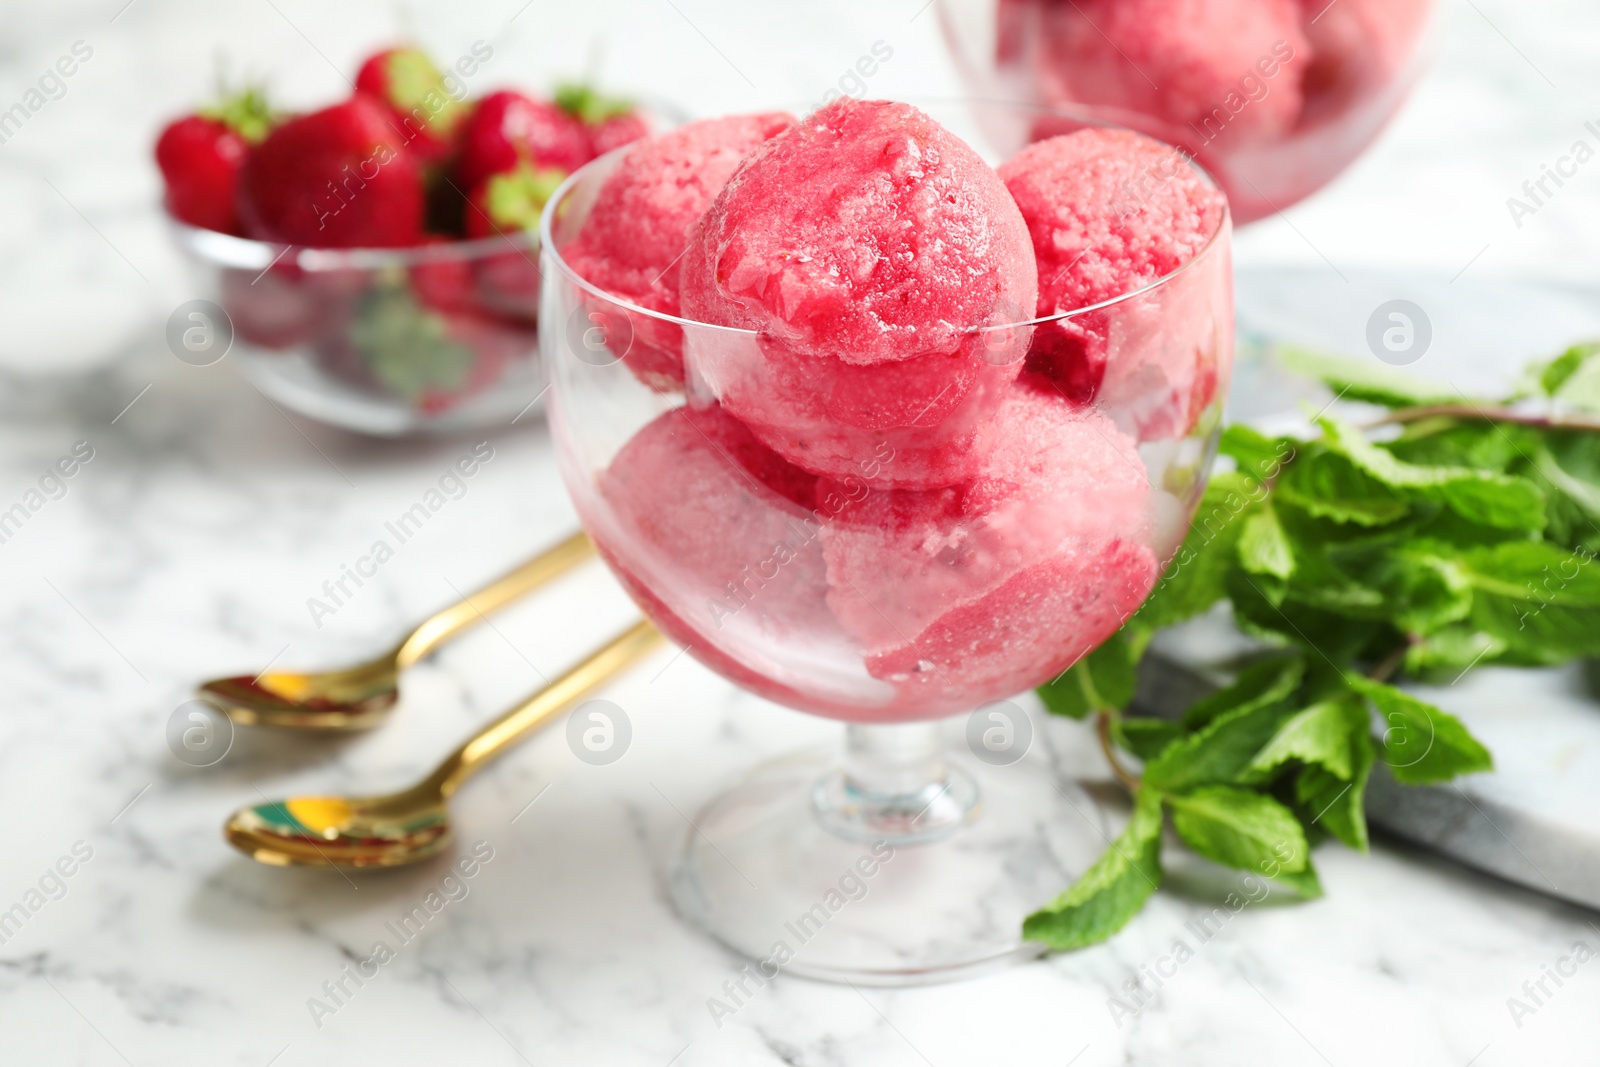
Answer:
[225, 619, 663, 869]
[226, 784, 450, 868]
[202, 657, 406, 732]
[199, 532, 595, 731]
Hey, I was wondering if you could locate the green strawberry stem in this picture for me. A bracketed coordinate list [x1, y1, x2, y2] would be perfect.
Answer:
[201, 85, 277, 143]
[553, 82, 636, 124]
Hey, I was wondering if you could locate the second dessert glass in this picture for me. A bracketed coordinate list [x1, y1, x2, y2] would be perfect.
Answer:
[938, 0, 1435, 223]
[541, 100, 1233, 983]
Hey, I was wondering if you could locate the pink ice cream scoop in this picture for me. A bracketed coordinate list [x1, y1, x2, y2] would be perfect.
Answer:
[820, 376, 1158, 712]
[561, 112, 793, 391]
[1000, 128, 1228, 440]
[594, 402, 903, 716]
[680, 97, 1039, 488]
[1297, 0, 1431, 126]
[1034, 0, 1309, 146]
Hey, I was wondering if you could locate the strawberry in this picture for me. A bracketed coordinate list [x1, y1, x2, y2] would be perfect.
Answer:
[155, 88, 275, 234]
[463, 162, 566, 238]
[409, 252, 478, 316]
[238, 97, 424, 248]
[223, 262, 368, 350]
[553, 83, 649, 157]
[354, 46, 468, 168]
[453, 90, 590, 194]
[589, 112, 651, 157]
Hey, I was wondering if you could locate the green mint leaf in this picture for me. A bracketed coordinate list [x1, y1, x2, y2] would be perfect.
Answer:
[1239, 502, 1295, 580]
[1299, 710, 1376, 851]
[1168, 786, 1309, 874]
[1387, 420, 1531, 474]
[1404, 627, 1504, 675]
[1146, 695, 1295, 792]
[1227, 569, 1392, 664]
[1318, 416, 1546, 532]
[1022, 788, 1164, 950]
[1038, 629, 1140, 720]
[1036, 670, 1094, 720]
[1278, 346, 1457, 408]
[1370, 547, 1475, 636]
[1246, 695, 1361, 781]
[1115, 717, 1185, 761]
[1182, 655, 1304, 730]
[1458, 541, 1600, 660]
[1270, 859, 1324, 898]
[1276, 451, 1410, 527]
[1347, 677, 1493, 785]
[1539, 342, 1600, 396]
[1135, 471, 1265, 630]
[1219, 424, 1298, 483]
[1280, 545, 1386, 616]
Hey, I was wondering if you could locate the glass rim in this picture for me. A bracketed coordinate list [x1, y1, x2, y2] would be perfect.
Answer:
[538, 96, 1232, 337]
[167, 218, 539, 272]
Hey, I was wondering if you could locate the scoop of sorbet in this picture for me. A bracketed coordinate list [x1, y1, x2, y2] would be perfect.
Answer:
[820, 376, 1157, 710]
[560, 112, 793, 390]
[1035, 0, 1309, 146]
[1000, 128, 1228, 439]
[680, 98, 1039, 488]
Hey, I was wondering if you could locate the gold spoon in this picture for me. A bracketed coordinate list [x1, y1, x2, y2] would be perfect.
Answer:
[225, 619, 662, 868]
[199, 531, 596, 730]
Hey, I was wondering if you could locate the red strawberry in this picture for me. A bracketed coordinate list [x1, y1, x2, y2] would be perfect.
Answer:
[354, 46, 468, 168]
[155, 88, 276, 234]
[238, 97, 424, 248]
[223, 263, 368, 350]
[553, 83, 649, 158]
[409, 240, 479, 315]
[473, 250, 542, 325]
[589, 112, 650, 157]
[453, 90, 590, 193]
[463, 162, 566, 239]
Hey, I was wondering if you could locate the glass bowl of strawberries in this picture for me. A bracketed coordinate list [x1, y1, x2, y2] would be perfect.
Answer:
[157, 46, 661, 434]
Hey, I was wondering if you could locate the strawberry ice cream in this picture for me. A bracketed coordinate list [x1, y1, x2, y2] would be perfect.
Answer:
[820, 376, 1157, 709]
[1000, 128, 1228, 440]
[593, 403, 896, 713]
[1034, 0, 1307, 144]
[680, 98, 1038, 488]
[561, 112, 793, 390]
[549, 101, 1232, 722]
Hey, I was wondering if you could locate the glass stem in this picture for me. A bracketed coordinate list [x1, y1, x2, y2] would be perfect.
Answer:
[813, 722, 979, 845]
[842, 722, 948, 799]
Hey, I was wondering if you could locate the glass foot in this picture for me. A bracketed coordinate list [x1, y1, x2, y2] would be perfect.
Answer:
[667, 721, 1110, 986]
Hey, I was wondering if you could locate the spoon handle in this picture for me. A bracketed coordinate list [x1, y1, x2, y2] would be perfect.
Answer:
[393, 531, 596, 669]
[429, 619, 664, 797]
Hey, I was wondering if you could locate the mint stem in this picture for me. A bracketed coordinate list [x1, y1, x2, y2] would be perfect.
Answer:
[1095, 710, 1142, 792]
[1367, 403, 1600, 433]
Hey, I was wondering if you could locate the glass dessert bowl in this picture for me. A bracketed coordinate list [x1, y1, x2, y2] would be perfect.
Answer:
[541, 99, 1232, 982]
[938, 0, 1435, 223]
[172, 224, 545, 435]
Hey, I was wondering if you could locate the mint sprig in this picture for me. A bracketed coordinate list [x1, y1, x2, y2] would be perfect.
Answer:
[1028, 342, 1600, 950]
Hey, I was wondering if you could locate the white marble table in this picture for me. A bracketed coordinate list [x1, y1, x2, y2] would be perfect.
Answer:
[5, 1, 1600, 1064]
